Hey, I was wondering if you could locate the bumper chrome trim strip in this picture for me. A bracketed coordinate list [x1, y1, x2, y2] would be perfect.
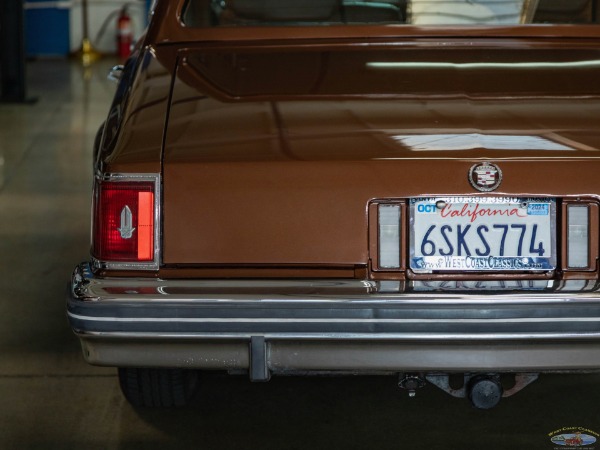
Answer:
[75, 330, 600, 341]
[68, 311, 600, 325]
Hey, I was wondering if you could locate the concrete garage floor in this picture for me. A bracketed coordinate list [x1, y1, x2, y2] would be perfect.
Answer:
[0, 58, 599, 449]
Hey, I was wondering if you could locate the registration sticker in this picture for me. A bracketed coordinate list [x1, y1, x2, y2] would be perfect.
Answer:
[527, 203, 549, 216]
[409, 197, 556, 272]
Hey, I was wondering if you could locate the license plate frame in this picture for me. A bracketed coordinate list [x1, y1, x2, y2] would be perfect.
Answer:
[409, 197, 557, 273]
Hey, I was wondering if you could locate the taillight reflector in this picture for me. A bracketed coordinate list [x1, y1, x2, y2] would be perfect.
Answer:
[137, 192, 154, 260]
[93, 181, 155, 262]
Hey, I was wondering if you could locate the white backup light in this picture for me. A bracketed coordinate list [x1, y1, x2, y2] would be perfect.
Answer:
[378, 204, 401, 269]
[567, 205, 589, 268]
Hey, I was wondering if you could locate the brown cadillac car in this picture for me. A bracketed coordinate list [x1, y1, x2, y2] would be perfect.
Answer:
[68, 0, 600, 409]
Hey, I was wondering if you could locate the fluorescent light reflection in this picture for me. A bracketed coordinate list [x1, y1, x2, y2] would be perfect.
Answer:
[367, 60, 600, 70]
[392, 134, 573, 151]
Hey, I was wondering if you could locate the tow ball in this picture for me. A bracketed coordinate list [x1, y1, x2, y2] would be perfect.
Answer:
[467, 374, 504, 410]
[398, 374, 427, 397]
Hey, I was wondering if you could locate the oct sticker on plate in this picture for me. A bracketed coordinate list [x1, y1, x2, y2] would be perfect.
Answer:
[409, 197, 556, 272]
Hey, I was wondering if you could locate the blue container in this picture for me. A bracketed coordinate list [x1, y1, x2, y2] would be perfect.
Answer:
[25, 0, 70, 57]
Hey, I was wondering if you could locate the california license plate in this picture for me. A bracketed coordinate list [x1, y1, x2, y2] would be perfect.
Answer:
[410, 197, 556, 272]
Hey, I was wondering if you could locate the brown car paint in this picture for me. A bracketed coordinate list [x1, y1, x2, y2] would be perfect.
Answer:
[111, 91, 600, 270]
[97, 0, 600, 278]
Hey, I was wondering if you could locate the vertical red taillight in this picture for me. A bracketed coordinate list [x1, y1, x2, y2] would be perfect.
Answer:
[92, 180, 156, 263]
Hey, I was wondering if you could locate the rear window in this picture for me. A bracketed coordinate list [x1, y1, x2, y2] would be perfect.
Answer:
[183, 0, 599, 27]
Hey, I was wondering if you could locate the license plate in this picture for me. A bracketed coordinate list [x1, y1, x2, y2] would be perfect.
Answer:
[410, 197, 556, 272]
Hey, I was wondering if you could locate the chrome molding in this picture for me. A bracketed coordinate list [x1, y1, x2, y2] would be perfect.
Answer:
[68, 264, 600, 370]
[107, 65, 124, 83]
[71, 262, 600, 304]
[74, 330, 600, 342]
[74, 330, 600, 371]
[69, 262, 600, 338]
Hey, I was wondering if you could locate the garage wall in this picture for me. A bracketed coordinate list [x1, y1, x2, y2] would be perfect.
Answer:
[69, 0, 148, 54]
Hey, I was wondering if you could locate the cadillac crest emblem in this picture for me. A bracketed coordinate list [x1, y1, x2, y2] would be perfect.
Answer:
[469, 162, 502, 192]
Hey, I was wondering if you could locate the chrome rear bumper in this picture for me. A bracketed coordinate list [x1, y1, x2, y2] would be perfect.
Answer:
[68, 263, 600, 374]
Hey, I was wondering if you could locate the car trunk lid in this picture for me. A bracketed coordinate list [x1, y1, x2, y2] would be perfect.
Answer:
[161, 42, 600, 266]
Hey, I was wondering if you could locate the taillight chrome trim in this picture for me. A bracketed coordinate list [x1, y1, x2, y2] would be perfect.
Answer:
[91, 172, 161, 271]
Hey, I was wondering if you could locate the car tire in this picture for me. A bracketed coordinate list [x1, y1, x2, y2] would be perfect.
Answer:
[118, 368, 199, 407]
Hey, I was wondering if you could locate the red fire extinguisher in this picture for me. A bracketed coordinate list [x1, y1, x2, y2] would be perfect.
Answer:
[117, 6, 133, 60]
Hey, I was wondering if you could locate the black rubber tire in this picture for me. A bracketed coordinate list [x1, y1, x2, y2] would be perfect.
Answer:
[118, 368, 199, 407]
